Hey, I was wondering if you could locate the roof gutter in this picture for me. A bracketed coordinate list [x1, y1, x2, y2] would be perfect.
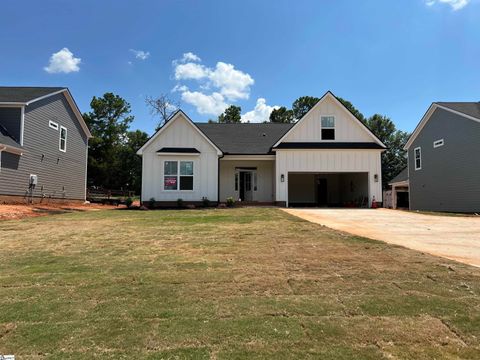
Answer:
[0, 102, 25, 106]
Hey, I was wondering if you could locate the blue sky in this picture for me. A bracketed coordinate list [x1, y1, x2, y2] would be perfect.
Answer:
[1, 0, 479, 135]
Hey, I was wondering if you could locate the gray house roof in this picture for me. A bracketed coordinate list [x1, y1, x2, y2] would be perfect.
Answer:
[0, 87, 66, 103]
[436, 102, 480, 120]
[196, 123, 294, 155]
[0, 123, 22, 151]
[389, 167, 408, 185]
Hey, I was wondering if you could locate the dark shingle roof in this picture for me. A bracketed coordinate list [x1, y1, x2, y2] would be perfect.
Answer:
[196, 123, 294, 154]
[0, 87, 66, 103]
[389, 167, 408, 185]
[0, 124, 21, 148]
[436, 102, 480, 120]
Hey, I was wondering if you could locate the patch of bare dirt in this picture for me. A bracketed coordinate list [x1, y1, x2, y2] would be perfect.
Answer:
[0, 202, 120, 220]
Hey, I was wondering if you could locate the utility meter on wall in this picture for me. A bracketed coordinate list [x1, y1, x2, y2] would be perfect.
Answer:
[29, 174, 38, 188]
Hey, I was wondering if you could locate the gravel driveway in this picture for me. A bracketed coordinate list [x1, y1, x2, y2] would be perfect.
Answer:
[283, 208, 480, 267]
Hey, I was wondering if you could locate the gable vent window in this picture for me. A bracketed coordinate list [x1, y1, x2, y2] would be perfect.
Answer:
[59, 126, 67, 152]
[433, 139, 444, 148]
[414, 147, 422, 170]
[49, 121, 59, 130]
[321, 116, 335, 140]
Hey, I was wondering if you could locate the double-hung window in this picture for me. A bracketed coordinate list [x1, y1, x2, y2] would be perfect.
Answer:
[164, 160, 194, 190]
[414, 147, 421, 170]
[321, 116, 335, 140]
[59, 126, 67, 152]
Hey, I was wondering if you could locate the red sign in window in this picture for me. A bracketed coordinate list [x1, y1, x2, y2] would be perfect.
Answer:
[164, 176, 177, 190]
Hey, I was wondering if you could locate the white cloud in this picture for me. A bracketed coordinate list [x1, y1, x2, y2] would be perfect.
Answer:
[181, 91, 228, 116]
[44, 48, 81, 74]
[172, 53, 255, 116]
[175, 62, 209, 80]
[426, 0, 470, 10]
[172, 84, 189, 93]
[182, 52, 201, 62]
[241, 98, 279, 123]
[209, 62, 254, 101]
[130, 49, 150, 60]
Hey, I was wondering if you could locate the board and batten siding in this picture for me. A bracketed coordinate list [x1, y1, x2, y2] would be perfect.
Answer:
[140, 114, 219, 202]
[219, 159, 275, 202]
[408, 107, 480, 212]
[0, 93, 88, 200]
[275, 149, 383, 205]
[282, 95, 373, 143]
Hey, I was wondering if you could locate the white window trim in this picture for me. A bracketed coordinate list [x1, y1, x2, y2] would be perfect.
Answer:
[49, 120, 59, 130]
[321, 115, 335, 141]
[163, 160, 194, 192]
[433, 139, 444, 148]
[59, 126, 67, 152]
[414, 147, 422, 170]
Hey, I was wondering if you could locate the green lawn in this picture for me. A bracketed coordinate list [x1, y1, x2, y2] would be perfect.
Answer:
[0, 208, 479, 359]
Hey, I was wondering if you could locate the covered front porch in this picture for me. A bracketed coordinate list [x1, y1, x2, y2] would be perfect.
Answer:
[219, 155, 275, 204]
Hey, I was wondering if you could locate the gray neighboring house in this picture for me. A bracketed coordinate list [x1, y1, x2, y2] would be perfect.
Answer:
[0, 87, 91, 202]
[404, 101, 480, 212]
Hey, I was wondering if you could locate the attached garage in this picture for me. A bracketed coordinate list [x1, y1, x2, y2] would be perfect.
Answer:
[288, 172, 369, 207]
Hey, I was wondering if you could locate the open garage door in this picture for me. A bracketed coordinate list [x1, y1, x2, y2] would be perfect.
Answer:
[288, 172, 369, 207]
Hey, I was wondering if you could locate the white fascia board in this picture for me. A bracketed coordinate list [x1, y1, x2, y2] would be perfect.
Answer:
[0, 103, 25, 107]
[25, 89, 66, 106]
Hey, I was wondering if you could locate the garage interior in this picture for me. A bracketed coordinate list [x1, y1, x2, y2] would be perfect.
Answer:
[288, 172, 369, 207]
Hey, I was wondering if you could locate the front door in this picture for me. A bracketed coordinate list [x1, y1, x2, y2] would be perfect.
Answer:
[317, 178, 328, 206]
[239, 171, 253, 201]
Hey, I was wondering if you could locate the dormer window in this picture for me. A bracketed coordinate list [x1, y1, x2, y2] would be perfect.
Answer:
[321, 116, 335, 140]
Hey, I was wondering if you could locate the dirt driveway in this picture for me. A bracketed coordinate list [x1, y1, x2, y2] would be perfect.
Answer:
[283, 208, 480, 267]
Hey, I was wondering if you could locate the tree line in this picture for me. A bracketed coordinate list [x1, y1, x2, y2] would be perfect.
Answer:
[85, 92, 408, 194]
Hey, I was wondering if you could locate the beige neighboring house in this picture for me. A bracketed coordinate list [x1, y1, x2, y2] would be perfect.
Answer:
[137, 91, 386, 207]
[388, 168, 409, 209]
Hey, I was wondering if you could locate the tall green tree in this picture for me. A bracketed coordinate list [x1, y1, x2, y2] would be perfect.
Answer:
[83, 93, 134, 190]
[117, 130, 149, 194]
[269, 106, 294, 123]
[292, 96, 319, 120]
[364, 114, 409, 188]
[337, 97, 366, 123]
[218, 105, 242, 123]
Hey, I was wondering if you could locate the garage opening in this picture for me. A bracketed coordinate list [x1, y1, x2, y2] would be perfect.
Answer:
[288, 172, 369, 207]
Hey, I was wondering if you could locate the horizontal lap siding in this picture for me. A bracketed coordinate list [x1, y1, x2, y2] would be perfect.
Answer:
[0, 93, 88, 200]
[409, 108, 480, 212]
